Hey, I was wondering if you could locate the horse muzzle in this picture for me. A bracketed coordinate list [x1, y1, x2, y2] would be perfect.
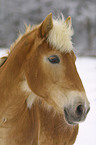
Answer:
[64, 101, 90, 125]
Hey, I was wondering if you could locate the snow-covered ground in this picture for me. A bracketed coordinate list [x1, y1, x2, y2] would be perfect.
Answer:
[75, 57, 96, 145]
[0, 49, 96, 145]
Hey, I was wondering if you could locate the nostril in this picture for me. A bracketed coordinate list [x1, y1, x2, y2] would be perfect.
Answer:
[76, 105, 84, 116]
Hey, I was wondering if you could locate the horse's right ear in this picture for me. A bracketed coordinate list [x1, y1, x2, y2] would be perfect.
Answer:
[40, 13, 53, 38]
[65, 16, 72, 27]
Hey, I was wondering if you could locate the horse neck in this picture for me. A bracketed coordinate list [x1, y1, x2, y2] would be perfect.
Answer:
[0, 34, 33, 112]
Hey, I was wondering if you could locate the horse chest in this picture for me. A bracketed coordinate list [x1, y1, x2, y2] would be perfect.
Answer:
[0, 106, 34, 145]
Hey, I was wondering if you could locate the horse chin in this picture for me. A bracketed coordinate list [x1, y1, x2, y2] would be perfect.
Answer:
[64, 109, 78, 126]
[65, 119, 78, 126]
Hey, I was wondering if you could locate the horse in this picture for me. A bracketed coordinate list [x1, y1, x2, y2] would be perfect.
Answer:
[0, 13, 90, 145]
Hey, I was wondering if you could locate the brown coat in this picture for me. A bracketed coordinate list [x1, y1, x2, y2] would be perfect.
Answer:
[0, 13, 89, 145]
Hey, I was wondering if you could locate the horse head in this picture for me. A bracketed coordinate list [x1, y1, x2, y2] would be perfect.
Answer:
[23, 13, 90, 125]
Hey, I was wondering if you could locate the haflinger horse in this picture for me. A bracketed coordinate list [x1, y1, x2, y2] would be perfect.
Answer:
[0, 13, 90, 145]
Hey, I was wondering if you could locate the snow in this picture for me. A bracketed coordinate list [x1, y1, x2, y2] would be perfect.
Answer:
[0, 48, 9, 57]
[74, 57, 96, 145]
[0, 49, 96, 145]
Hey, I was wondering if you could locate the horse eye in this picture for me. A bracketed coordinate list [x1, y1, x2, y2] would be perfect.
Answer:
[48, 55, 60, 64]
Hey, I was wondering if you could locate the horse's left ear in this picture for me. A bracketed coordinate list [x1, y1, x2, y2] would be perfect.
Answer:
[65, 16, 72, 27]
[40, 13, 53, 38]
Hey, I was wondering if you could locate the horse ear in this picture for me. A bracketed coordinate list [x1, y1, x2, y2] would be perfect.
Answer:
[40, 13, 53, 37]
[65, 16, 72, 27]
